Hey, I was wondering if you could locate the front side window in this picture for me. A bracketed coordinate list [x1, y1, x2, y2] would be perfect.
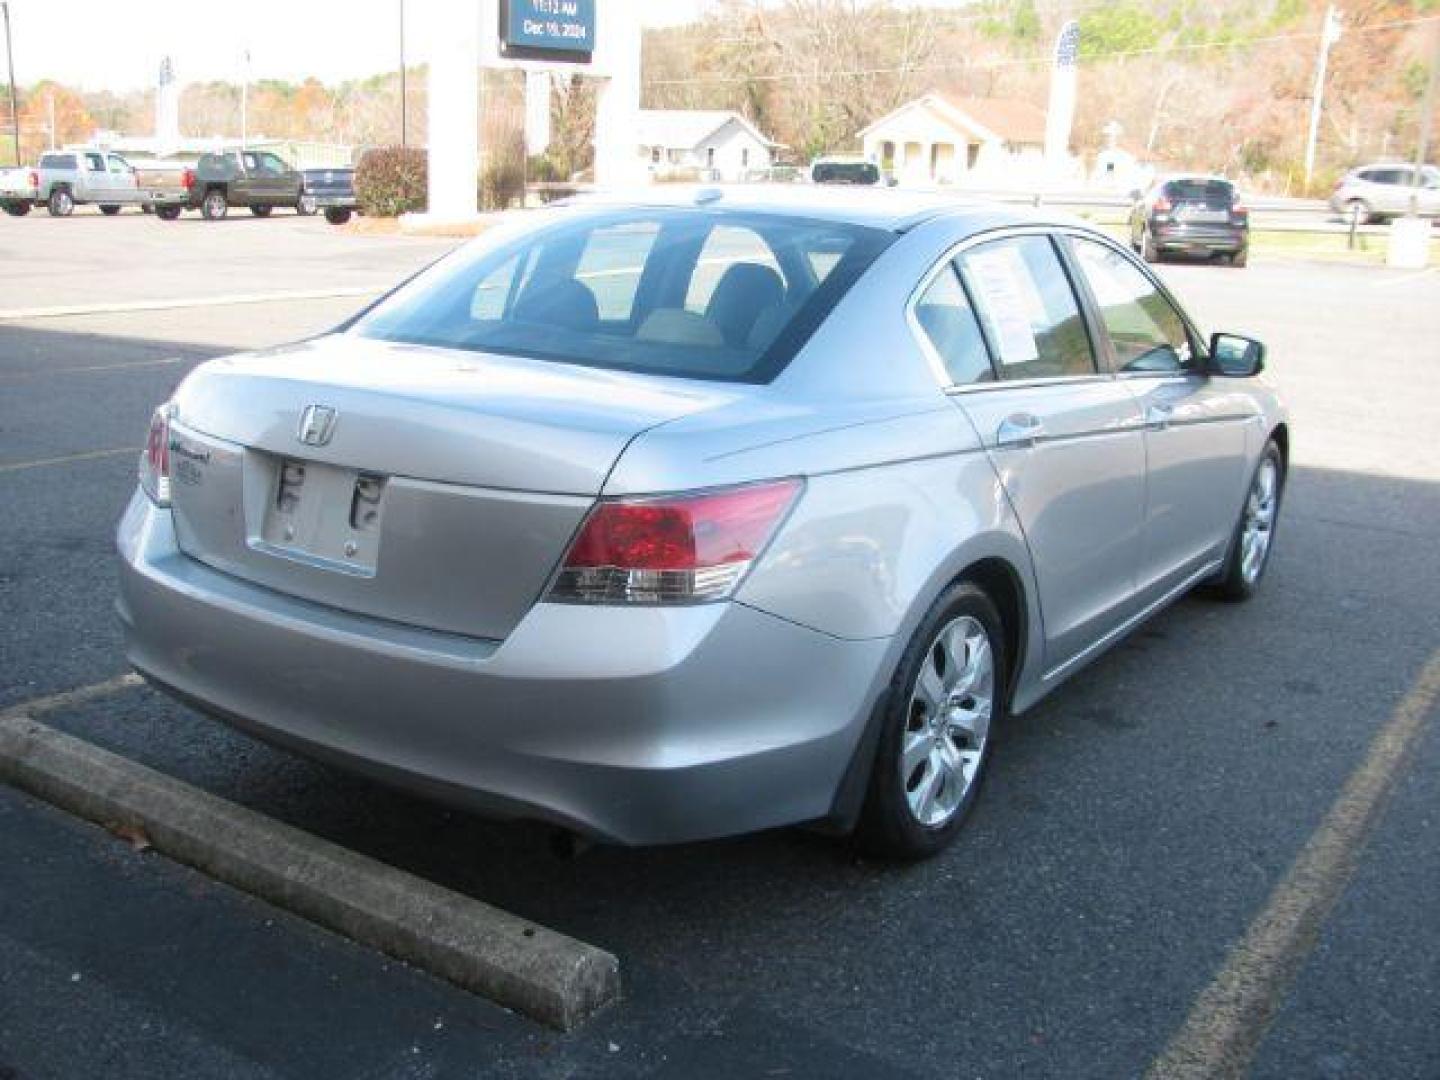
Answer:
[913, 263, 993, 386]
[1070, 238, 1192, 373]
[85, 153, 105, 172]
[957, 235, 1095, 381]
[351, 208, 892, 382]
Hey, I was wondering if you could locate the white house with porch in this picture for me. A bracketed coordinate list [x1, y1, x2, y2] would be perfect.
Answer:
[635, 110, 779, 183]
[858, 93, 1053, 187]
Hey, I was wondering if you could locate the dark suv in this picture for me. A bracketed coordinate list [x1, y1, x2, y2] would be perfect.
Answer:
[1129, 176, 1249, 267]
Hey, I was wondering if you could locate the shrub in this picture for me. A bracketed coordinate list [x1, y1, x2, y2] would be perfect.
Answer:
[355, 146, 428, 217]
[480, 153, 526, 210]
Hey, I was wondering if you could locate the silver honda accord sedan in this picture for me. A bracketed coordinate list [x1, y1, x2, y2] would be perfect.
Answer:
[117, 187, 1288, 858]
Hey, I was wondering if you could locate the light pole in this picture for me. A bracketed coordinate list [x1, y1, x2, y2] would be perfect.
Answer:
[399, 0, 408, 147]
[1302, 5, 1343, 191]
[1409, 21, 1439, 215]
[2, 1, 20, 167]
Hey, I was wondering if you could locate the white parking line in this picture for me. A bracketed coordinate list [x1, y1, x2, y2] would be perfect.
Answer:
[0, 447, 141, 474]
[0, 286, 382, 321]
[0, 357, 188, 381]
[1147, 647, 1440, 1078]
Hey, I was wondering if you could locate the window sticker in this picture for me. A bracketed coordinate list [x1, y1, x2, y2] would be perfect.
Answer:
[966, 247, 1040, 366]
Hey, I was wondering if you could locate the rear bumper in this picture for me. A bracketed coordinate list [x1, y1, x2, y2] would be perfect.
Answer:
[116, 491, 890, 845]
[307, 193, 356, 208]
[1152, 223, 1247, 254]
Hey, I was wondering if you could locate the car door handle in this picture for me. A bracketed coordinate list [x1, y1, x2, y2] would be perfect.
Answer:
[996, 413, 1045, 448]
[1146, 403, 1174, 430]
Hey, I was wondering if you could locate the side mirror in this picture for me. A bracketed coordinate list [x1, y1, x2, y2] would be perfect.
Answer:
[1209, 332, 1265, 377]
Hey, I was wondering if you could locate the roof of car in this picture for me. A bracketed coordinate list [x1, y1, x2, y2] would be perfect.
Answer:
[558, 184, 1048, 232]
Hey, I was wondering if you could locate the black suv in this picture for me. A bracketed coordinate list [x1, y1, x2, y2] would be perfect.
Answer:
[1129, 176, 1249, 267]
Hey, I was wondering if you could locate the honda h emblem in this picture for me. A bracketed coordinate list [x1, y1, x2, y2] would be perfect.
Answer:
[297, 405, 338, 447]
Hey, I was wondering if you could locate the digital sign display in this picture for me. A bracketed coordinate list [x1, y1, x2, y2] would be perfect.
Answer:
[499, 0, 597, 62]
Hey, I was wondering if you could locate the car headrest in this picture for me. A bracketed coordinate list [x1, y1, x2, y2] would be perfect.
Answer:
[513, 277, 600, 332]
[705, 263, 785, 348]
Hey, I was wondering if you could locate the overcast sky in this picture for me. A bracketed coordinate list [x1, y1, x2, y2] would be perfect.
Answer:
[5, 0, 986, 93]
[0, 0, 800, 92]
[2, 0, 720, 92]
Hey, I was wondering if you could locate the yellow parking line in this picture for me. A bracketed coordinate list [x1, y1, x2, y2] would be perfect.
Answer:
[1146, 647, 1440, 1079]
[0, 447, 140, 474]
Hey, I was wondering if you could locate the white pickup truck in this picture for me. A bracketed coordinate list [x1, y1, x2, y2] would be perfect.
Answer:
[27, 148, 179, 216]
[0, 165, 38, 216]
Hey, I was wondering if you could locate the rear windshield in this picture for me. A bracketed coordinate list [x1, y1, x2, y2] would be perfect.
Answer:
[350, 208, 892, 383]
[812, 162, 880, 185]
[1163, 178, 1234, 202]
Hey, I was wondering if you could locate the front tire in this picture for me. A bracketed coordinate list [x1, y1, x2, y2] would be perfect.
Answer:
[323, 207, 352, 225]
[1141, 228, 1160, 263]
[99, 204, 122, 216]
[1209, 440, 1284, 601]
[48, 188, 74, 217]
[1344, 199, 1372, 225]
[249, 204, 273, 218]
[154, 205, 182, 221]
[201, 189, 228, 220]
[856, 581, 1005, 860]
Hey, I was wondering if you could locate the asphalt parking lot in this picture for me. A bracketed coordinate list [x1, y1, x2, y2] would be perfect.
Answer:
[2, 209, 1438, 1079]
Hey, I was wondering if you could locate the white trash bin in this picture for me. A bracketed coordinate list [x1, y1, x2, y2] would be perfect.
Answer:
[1386, 215, 1432, 269]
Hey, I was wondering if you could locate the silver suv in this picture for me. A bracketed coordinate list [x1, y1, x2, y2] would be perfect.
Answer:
[1329, 163, 1440, 222]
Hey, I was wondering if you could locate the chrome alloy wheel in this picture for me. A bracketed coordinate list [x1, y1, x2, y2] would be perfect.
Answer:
[902, 615, 994, 827]
[1241, 458, 1279, 584]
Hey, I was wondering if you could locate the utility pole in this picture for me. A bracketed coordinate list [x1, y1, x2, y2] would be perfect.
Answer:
[2, 1, 19, 167]
[399, 0, 408, 148]
[1303, 5, 1343, 191]
[1410, 20, 1439, 215]
[240, 48, 249, 149]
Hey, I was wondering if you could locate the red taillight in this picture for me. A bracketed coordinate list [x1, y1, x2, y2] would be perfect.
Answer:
[1231, 200, 1248, 216]
[1152, 194, 1172, 213]
[182, 168, 195, 190]
[550, 479, 802, 603]
[28, 170, 38, 189]
[139, 406, 172, 506]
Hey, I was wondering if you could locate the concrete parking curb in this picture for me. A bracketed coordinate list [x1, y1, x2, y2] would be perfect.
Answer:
[0, 703, 620, 1031]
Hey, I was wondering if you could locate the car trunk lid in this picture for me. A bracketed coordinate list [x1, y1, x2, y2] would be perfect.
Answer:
[165, 334, 734, 640]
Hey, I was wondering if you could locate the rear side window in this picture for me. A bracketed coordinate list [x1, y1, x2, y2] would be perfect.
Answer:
[1070, 238, 1192, 373]
[957, 235, 1095, 381]
[913, 264, 993, 385]
[40, 154, 75, 169]
[351, 209, 892, 383]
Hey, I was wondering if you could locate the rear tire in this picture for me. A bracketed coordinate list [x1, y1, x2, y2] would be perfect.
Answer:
[1141, 228, 1160, 263]
[99, 204, 122, 216]
[201, 188, 228, 220]
[249, 204, 273, 218]
[1229, 247, 1248, 268]
[3, 202, 30, 217]
[855, 581, 1005, 861]
[154, 205, 182, 221]
[48, 188, 74, 217]
[1209, 440, 1284, 602]
[1344, 199, 1372, 225]
[323, 207, 352, 225]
